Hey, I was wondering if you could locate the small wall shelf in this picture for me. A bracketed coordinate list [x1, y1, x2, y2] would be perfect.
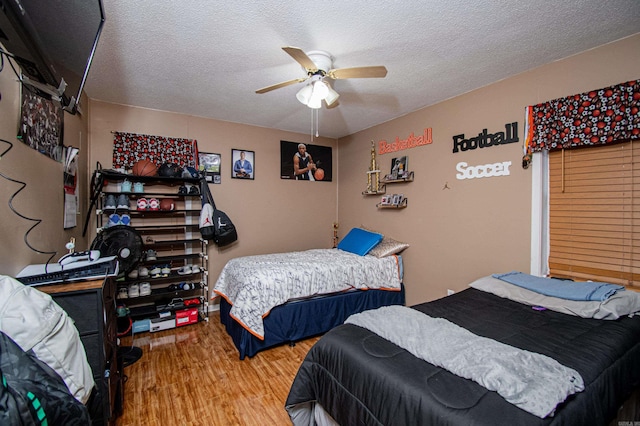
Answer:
[377, 198, 408, 209]
[382, 171, 414, 184]
[363, 187, 386, 196]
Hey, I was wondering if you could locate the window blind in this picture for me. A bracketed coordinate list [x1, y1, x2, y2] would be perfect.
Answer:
[548, 140, 639, 288]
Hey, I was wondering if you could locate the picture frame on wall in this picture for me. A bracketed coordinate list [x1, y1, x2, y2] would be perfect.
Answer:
[280, 140, 332, 181]
[18, 88, 64, 161]
[389, 155, 408, 180]
[198, 152, 222, 183]
[231, 149, 254, 179]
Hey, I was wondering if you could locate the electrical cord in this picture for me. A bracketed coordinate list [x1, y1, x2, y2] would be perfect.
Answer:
[0, 139, 57, 266]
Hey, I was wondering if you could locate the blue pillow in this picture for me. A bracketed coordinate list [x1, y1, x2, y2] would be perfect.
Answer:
[337, 228, 383, 256]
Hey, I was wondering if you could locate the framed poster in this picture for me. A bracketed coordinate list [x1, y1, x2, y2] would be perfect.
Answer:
[389, 155, 408, 180]
[18, 89, 64, 161]
[280, 140, 332, 181]
[198, 152, 221, 183]
[231, 149, 254, 179]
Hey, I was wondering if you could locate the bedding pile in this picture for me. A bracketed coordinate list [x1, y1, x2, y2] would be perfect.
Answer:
[472, 274, 640, 319]
[346, 305, 584, 418]
[214, 248, 402, 339]
[492, 271, 624, 301]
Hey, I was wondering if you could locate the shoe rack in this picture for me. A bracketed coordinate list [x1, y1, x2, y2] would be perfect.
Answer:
[96, 169, 209, 333]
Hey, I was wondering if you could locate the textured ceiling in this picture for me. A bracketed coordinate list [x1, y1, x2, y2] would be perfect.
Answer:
[84, 0, 640, 139]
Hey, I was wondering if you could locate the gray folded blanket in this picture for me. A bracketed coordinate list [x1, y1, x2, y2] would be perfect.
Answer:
[346, 305, 584, 418]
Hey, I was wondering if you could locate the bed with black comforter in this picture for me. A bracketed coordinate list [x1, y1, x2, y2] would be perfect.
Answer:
[286, 276, 640, 425]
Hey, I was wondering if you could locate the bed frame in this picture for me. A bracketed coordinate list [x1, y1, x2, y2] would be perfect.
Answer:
[219, 284, 405, 359]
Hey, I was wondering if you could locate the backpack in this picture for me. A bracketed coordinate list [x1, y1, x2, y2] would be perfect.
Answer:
[199, 178, 238, 246]
[0, 331, 91, 425]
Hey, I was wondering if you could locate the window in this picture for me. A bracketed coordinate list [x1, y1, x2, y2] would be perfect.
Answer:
[547, 140, 639, 287]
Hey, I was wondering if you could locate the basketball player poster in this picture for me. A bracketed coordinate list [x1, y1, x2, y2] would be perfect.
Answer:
[280, 140, 332, 181]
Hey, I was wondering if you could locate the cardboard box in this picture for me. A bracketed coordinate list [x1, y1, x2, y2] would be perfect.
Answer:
[176, 308, 199, 327]
[150, 315, 176, 333]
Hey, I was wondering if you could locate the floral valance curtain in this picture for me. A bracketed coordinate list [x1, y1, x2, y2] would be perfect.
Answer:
[112, 131, 198, 170]
[525, 79, 640, 153]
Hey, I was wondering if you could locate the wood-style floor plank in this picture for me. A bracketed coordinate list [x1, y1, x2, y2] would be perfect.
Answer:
[116, 312, 319, 425]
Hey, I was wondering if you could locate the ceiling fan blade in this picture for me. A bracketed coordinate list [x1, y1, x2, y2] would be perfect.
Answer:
[329, 66, 388, 79]
[255, 77, 307, 94]
[282, 46, 318, 73]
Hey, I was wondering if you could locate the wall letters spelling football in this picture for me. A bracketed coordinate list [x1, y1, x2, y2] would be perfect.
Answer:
[452, 122, 518, 153]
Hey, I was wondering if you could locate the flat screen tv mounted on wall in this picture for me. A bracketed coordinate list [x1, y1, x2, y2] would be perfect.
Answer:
[0, 0, 105, 114]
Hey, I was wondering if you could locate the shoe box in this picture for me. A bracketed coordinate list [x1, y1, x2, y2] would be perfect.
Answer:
[132, 319, 150, 333]
[176, 308, 198, 327]
[150, 314, 176, 333]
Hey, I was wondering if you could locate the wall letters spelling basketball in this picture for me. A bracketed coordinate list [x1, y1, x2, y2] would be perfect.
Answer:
[452, 122, 518, 153]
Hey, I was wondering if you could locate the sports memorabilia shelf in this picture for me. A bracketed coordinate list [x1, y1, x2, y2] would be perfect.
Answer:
[371, 171, 413, 209]
[95, 169, 209, 333]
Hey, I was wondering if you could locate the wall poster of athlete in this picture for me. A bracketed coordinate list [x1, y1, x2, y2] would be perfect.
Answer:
[231, 149, 254, 180]
[280, 140, 332, 181]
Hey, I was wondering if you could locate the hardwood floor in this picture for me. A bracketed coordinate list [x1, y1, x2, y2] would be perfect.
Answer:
[115, 312, 639, 425]
[116, 312, 319, 425]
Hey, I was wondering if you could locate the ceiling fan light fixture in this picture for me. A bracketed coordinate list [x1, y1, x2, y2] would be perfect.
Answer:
[307, 95, 323, 109]
[311, 80, 329, 99]
[296, 84, 313, 105]
[325, 85, 340, 106]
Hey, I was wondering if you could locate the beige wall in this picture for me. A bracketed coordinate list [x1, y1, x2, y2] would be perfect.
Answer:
[338, 34, 640, 305]
[0, 67, 91, 276]
[88, 101, 338, 301]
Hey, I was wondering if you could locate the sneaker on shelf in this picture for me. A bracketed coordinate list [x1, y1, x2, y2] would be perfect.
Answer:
[150, 266, 162, 278]
[119, 214, 131, 226]
[178, 185, 188, 195]
[138, 266, 149, 278]
[121, 180, 132, 193]
[104, 194, 117, 210]
[133, 182, 145, 193]
[139, 282, 151, 296]
[117, 194, 130, 210]
[148, 198, 160, 210]
[161, 265, 172, 276]
[188, 185, 200, 195]
[145, 249, 157, 261]
[108, 213, 120, 228]
[127, 269, 139, 279]
[136, 197, 148, 211]
[177, 265, 193, 275]
[118, 287, 129, 299]
[128, 283, 140, 298]
[191, 265, 201, 274]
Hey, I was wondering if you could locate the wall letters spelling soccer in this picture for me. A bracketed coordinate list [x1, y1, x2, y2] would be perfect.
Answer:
[456, 161, 512, 180]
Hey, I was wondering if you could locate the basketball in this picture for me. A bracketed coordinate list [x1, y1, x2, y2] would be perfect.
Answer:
[132, 159, 157, 176]
[160, 198, 175, 211]
[314, 168, 325, 181]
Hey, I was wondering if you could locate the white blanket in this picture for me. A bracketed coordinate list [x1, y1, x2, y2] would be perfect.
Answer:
[346, 305, 584, 418]
[214, 249, 402, 339]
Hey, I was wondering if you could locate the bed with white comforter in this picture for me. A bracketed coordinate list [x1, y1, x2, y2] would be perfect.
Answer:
[214, 248, 402, 339]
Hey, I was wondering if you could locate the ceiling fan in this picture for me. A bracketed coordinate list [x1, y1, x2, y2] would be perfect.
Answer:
[255, 46, 388, 108]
